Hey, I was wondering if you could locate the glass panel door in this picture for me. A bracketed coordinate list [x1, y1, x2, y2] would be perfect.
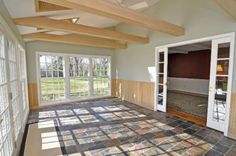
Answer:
[0, 35, 13, 156]
[207, 37, 234, 133]
[156, 47, 168, 112]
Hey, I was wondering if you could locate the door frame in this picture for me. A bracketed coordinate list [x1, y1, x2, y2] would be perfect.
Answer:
[155, 32, 235, 136]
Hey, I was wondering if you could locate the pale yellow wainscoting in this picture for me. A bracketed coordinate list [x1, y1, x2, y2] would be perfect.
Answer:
[228, 92, 236, 139]
[28, 83, 39, 110]
[112, 79, 154, 110]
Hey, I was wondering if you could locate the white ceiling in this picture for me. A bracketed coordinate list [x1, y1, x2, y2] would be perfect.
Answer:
[3, 0, 160, 35]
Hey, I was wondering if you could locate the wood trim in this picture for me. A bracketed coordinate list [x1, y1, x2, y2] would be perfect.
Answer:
[167, 108, 206, 126]
[23, 33, 127, 49]
[228, 92, 236, 139]
[214, 0, 236, 20]
[40, 0, 185, 36]
[113, 79, 154, 110]
[35, 0, 68, 12]
[14, 16, 149, 43]
[28, 83, 39, 110]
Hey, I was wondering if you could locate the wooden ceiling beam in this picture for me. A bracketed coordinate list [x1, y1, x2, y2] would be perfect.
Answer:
[14, 16, 149, 43]
[39, 0, 184, 36]
[23, 33, 127, 49]
[214, 0, 236, 20]
[35, 0, 68, 12]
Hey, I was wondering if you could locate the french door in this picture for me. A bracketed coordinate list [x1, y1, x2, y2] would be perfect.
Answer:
[0, 33, 14, 156]
[0, 32, 29, 156]
[207, 36, 235, 133]
[155, 47, 168, 112]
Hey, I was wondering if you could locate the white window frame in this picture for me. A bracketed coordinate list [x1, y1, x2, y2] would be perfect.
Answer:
[36, 52, 112, 106]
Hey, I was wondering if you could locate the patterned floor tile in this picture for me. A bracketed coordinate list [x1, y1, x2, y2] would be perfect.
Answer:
[56, 110, 74, 117]
[79, 115, 99, 123]
[26, 98, 235, 156]
[59, 116, 81, 126]
[73, 108, 90, 115]
[100, 124, 136, 139]
[85, 146, 124, 156]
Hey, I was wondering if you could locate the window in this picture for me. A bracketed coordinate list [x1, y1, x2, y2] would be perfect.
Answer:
[37, 53, 111, 104]
[39, 55, 65, 102]
[92, 57, 110, 96]
[69, 57, 89, 98]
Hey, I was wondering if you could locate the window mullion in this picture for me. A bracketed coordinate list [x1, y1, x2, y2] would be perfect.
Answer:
[88, 57, 93, 97]
[64, 56, 70, 99]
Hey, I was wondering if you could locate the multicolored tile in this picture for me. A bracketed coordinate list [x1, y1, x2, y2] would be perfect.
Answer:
[26, 98, 236, 156]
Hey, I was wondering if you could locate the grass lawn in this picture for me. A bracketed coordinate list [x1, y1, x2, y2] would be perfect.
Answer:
[41, 77, 110, 101]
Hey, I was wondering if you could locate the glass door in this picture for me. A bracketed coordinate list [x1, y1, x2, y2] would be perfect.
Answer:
[207, 36, 234, 133]
[155, 47, 168, 112]
[0, 34, 13, 156]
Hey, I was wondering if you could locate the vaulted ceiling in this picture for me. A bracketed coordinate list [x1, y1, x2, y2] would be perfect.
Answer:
[3, 0, 185, 49]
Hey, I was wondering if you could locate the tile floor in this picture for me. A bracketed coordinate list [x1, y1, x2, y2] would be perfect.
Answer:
[25, 98, 236, 156]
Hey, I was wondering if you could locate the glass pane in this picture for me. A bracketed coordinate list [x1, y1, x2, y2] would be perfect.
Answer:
[92, 57, 110, 96]
[217, 43, 230, 58]
[69, 57, 90, 98]
[70, 78, 89, 97]
[159, 63, 164, 73]
[158, 85, 163, 94]
[0, 35, 5, 58]
[158, 74, 163, 84]
[40, 55, 65, 102]
[215, 76, 228, 92]
[93, 77, 110, 96]
[41, 78, 65, 101]
[213, 92, 226, 122]
[0, 85, 8, 114]
[216, 60, 229, 75]
[0, 59, 7, 86]
[158, 95, 163, 105]
[159, 52, 164, 62]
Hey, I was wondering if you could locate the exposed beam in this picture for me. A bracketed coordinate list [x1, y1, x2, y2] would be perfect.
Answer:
[214, 0, 236, 20]
[40, 0, 184, 36]
[35, 0, 68, 12]
[23, 33, 127, 49]
[14, 16, 149, 43]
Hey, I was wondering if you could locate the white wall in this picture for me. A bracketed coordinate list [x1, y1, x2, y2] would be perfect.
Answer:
[114, 0, 236, 92]
[168, 77, 209, 95]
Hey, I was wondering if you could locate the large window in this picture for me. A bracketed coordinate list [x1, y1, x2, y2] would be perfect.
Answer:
[37, 53, 111, 104]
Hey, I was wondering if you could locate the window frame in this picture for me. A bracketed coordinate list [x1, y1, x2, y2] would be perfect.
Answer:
[36, 52, 112, 106]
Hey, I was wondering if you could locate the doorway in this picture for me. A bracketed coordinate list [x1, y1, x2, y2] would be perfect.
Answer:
[155, 33, 235, 135]
[167, 41, 211, 126]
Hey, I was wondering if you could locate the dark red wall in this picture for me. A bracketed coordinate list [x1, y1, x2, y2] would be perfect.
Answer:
[168, 50, 211, 79]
